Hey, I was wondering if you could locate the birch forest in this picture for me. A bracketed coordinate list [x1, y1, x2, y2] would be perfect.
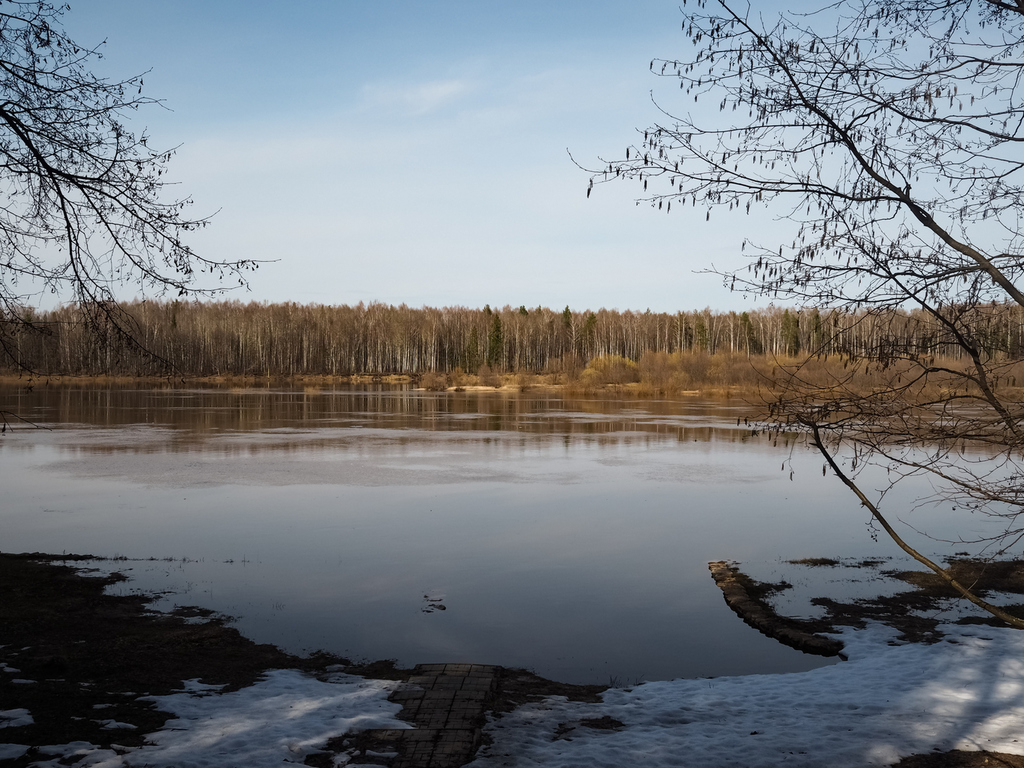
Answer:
[4, 300, 1024, 380]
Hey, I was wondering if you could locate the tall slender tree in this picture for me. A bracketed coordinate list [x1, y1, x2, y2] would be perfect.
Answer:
[486, 314, 503, 369]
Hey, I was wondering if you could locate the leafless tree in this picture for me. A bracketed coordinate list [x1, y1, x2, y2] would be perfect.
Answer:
[0, 1, 255, 374]
[589, 0, 1024, 626]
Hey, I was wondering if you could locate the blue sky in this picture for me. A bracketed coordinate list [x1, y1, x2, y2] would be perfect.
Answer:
[61, 1, 777, 313]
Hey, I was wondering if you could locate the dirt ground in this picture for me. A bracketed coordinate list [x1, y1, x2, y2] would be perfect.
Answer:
[0, 553, 602, 767]
[2, 552, 1023, 768]
[0, 553, 363, 764]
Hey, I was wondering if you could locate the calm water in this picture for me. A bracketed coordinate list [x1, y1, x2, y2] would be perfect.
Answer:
[0, 384, 976, 684]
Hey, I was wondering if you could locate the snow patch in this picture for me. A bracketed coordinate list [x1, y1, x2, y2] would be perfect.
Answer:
[469, 623, 1024, 768]
[0, 744, 30, 760]
[97, 720, 137, 730]
[20, 668, 408, 768]
[0, 708, 33, 728]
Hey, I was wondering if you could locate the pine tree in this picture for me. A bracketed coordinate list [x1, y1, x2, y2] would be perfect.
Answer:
[486, 315, 503, 369]
[781, 310, 800, 356]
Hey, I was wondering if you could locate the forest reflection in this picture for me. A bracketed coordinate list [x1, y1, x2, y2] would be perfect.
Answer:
[0, 382, 876, 682]
[0, 385, 786, 453]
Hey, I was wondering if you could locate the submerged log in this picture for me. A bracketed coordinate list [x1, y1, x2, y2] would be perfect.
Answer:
[708, 561, 846, 659]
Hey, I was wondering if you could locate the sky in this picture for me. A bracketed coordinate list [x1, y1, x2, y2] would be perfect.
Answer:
[58, 1, 781, 314]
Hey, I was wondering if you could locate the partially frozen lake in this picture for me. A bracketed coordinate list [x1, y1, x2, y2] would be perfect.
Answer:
[0, 384, 977, 684]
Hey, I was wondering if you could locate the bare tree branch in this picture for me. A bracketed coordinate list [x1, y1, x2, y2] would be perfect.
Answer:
[593, 0, 1024, 626]
[0, 1, 258, 373]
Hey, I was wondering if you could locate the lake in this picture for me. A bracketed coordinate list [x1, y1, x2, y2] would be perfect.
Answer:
[0, 384, 975, 684]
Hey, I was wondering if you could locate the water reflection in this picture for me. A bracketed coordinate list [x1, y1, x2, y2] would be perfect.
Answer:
[1, 384, 893, 684]
[1, 384, 765, 439]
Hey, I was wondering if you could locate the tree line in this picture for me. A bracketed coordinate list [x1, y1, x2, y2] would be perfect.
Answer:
[3, 299, 1024, 378]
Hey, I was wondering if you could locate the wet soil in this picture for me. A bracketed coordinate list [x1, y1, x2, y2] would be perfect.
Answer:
[0, 553, 603, 768]
[708, 561, 846, 657]
[798, 556, 1024, 643]
[893, 752, 1024, 768]
[5, 552, 1024, 768]
[717, 556, 1024, 649]
[0, 553, 403, 765]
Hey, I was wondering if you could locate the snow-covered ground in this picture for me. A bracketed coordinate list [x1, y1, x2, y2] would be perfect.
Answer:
[5, 623, 1024, 767]
[0, 670, 410, 767]
[5, 562, 1024, 767]
[469, 623, 1024, 767]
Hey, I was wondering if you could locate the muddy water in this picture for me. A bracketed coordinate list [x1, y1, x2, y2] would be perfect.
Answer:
[0, 384, 958, 684]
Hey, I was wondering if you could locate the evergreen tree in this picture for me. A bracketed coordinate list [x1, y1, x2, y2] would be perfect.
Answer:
[740, 311, 760, 355]
[465, 326, 480, 371]
[808, 309, 823, 353]
[694, 315, 709, 352]
[781, 310, 800, 356]
[486, 314, 503, 369]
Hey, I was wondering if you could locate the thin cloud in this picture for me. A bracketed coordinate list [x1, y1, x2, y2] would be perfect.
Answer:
[359, 78, 475, 116]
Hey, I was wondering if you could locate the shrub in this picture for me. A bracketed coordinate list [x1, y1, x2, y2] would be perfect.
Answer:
[581, 355, 640, 385]
[419, 372, 448, 391]
[477, 365, 502, 388]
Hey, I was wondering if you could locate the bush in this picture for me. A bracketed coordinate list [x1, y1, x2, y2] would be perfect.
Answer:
[477, 365, 502, 388]
[419, 372, 448, 391]
[581, 355, 640, 385]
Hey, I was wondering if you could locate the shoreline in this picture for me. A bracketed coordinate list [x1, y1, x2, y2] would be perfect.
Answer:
[4, 553, 1024, 766]
[0, 553, 603, 767]
[0, 372, 729, 398]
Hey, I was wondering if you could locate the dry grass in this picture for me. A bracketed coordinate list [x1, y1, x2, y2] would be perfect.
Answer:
[418, 372, 448, 391]
[5, 354, 1021, 402]
[625, 352, 1024, 401]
